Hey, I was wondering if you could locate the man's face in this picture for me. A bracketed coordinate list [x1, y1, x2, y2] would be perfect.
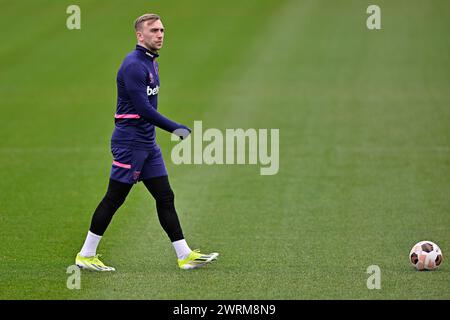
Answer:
[137, 19, 164, 52]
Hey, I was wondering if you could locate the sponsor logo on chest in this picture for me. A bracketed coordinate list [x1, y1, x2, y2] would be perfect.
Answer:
[147, 85, 159, 96]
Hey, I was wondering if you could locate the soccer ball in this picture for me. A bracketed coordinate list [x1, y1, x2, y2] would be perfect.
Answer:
[409, 241, 443, 271]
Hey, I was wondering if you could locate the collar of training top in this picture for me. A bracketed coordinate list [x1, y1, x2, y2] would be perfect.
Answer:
[136, 44, 159, 59]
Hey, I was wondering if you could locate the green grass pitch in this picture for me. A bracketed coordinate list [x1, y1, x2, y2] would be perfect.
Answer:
[0, 0, 449, 299]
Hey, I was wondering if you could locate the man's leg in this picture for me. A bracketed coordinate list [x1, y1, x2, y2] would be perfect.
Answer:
[77, 147, 146, 271]
[143, 175, 219, 269]
[89, 179, 133, 237]
[76, 178, 133, 271]
[142, 176, 185, 243]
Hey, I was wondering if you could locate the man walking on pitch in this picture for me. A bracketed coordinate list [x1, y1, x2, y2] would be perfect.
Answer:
[75, 14, 218, 271]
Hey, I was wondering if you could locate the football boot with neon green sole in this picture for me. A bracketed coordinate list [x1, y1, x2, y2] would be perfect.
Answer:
[75, 253, 116, 271]
[178, 250, 219, 270]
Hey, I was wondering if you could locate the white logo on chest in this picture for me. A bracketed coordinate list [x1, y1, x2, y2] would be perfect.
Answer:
[147, 85, 159, 96]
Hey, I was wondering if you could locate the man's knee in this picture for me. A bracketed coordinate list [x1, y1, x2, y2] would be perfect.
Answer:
[144, 176, 174, 204]
[153, 185, 174, 205]
[104, 179, 132, 209]
[103, 191, 127, 210]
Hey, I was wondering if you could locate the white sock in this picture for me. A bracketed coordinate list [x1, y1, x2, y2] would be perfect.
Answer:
[80, 231, 102, 257]
[172, 239, 192, 260]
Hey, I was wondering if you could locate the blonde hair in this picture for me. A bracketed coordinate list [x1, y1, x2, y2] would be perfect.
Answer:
[134, 13, 161, 31]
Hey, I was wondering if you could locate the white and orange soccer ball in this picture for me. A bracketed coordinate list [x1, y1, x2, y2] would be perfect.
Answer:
[409, 241, 443, 271]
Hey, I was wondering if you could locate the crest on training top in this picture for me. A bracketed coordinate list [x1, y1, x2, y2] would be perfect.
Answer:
[149, 72, 154, 84]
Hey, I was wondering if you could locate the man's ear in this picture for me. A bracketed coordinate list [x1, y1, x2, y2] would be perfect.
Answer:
[136, 31, 143, 41]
